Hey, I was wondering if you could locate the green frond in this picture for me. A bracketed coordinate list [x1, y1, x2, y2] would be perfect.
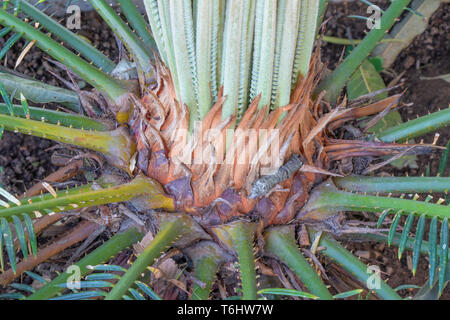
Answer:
[307, 228, 402, 300]
[413, 214, 427, 276]
[116, 0, 157, 54]
[9, 0, 116, 72]
[0, 292, 25, 300]
[104, 217, 186, 300]
[334, 176, 450, 194]
[195, 0, 214, 118]
[303, 181, 449, 295]
[429, 216, 438, 285]
[398, 213, 414, 259]
[85, 273, 121, 281]
[25, 271, 47, 285]
[221, 0, 248, 120]
[387, 211, 401, 247]
[302, 181, 450, 222]
[332, 289, 364, 300]
[50, 291, 107, 300]
[9, 283, 34, 294]
[186, 241, 230, 300]
[0, 31, 22, 60]
[269, 0, 286, 110]
[0, 72, 80, 111]
[0, 80, 13, 115]
[375, 207, 448, 293]
[377, 107, 450, 143]
[88, 264, 127, 273]
[236, 0, 256, 120]
[1, 218, 16, 274]
[27, 226, 143, 300]
[12, 215, 28, 259]
[439, 217, 448, 295]
[0, 103, 110, 131]
[317, 0, 412, 101]
[134, 281, 161, 300]
[22, 214, 37, 258]
[0, 26, 12, 37]
[169, 0, 199, 129]
[359, 226, 450, 287]
[264, 226, 333, 300]
[87, 0, 153, 82]
[212, 220, 257, 300]
[0, 8, 130, 103]
[0, 188, 37, 278]
[56, 280, 113, 289]
[438, 141, 450, 177]
[47, 269, 162, 301]
[143, 0, 168, 64]
[0, 113, 134, 173]
[257, 288, 319, 300]
[268, 0, 318, 112]
[0, 175, 174, 221]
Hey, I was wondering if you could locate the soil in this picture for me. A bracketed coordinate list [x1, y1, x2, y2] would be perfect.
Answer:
[0, 2, 448, 299]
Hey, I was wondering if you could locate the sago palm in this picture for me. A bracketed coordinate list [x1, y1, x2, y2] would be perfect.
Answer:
[0, 0, 448, 300]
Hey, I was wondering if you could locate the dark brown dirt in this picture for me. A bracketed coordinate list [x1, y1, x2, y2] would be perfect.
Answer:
[0, 2, 448, 299]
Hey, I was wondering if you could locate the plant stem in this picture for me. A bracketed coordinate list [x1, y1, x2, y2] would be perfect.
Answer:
[105, 221, 182, 300]
[301, 182, 450, 221]
[0, 104, 110, 131]
[26, 227, 143, 300]
[220, 220, 257, 300]
[195, 0, 214, 118]
[116, 0, 157, 52]
[250, 0, 276, 109]
[376, 107, 450, 142]
[307, 228, 402, 300]
[187, 241, 228, 300]
[0, 72, 80, 111]
[321, 35, 402, 46]
[0, 175, 174, 220]
[0, 9, 129, 102]
[0, 114, 134, 172]
[264, 226, 333, 300]
[88, 0, 153, 81]
[11, 0, 116, 72]
[221, 0, 246, 121]
[169, 0, 199, 130]
[317, 0, 411, 101]
[333, 176, 450, 194]
[291, 0, 319, 83]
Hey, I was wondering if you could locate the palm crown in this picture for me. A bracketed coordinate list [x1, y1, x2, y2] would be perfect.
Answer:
[0, 0, 447, 300]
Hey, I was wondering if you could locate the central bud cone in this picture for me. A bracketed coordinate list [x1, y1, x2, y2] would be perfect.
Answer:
[129, 58, 329, 227]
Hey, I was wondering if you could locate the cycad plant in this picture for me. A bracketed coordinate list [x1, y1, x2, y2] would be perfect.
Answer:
[0, 0, 448, 300]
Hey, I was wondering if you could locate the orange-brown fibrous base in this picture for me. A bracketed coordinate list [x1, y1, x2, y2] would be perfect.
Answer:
[128, 52, 424, 226]
[127, 52, 327, 226]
